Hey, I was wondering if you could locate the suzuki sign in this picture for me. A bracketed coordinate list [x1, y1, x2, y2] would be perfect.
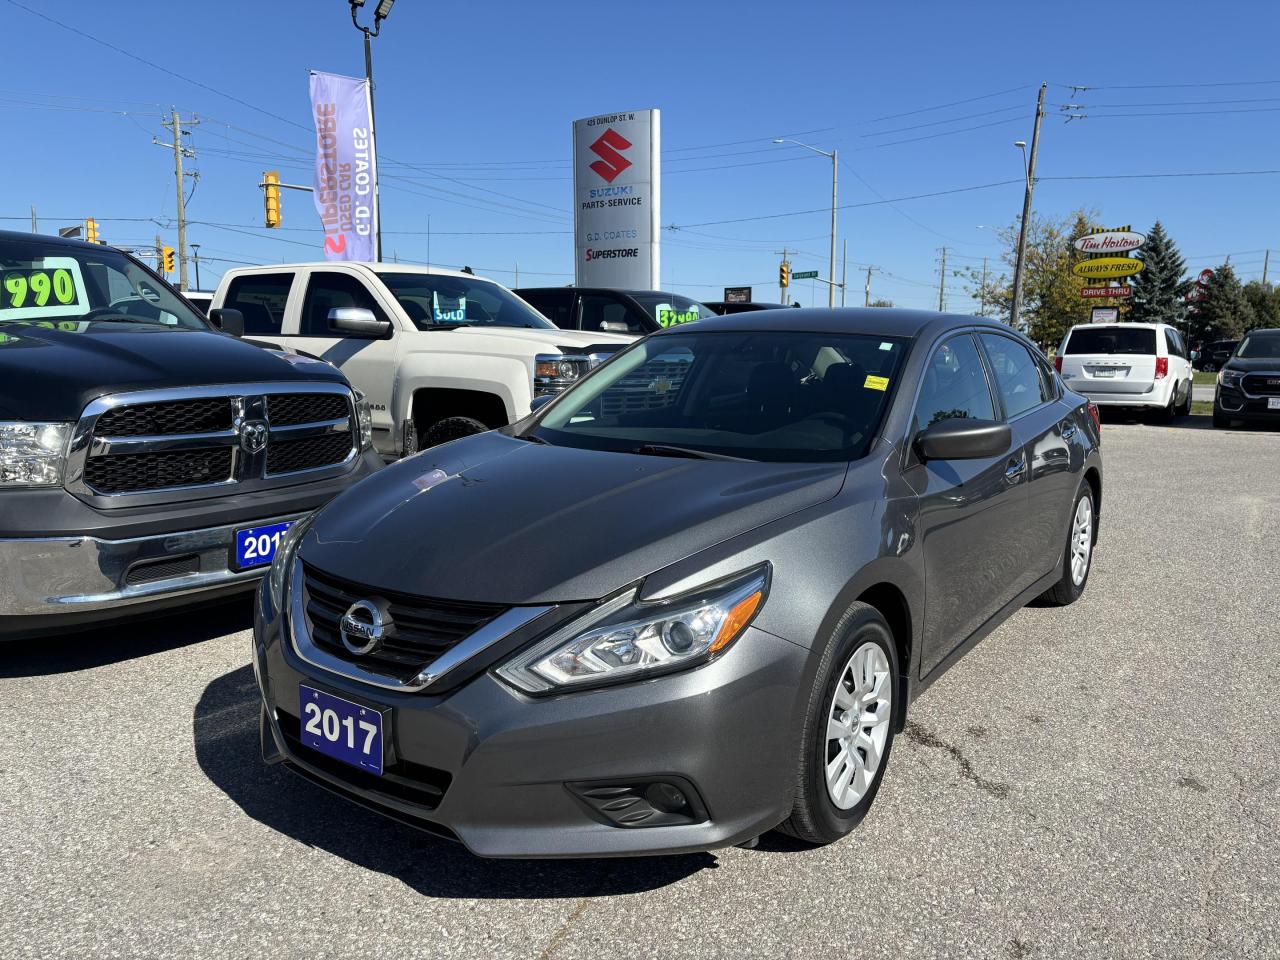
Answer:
[573, 110, 660, 288]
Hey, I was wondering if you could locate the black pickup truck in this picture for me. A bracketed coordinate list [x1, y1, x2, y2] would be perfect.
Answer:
[0, 231, 382, 638]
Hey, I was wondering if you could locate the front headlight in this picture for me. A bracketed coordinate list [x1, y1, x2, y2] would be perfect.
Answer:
[496, 565, 769, 694]
[354, 392, 374, 449]
[534, 353, 590, 397]
[1218, 369, 1242, 389]
[0, 422, 72, 486]
[267, 510, 318, 611]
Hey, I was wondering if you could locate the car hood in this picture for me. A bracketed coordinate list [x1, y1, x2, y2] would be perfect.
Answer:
[301, 430, 845, 604]
[0, 326, 347, 421]
[447, 326, 635, 352]
[1224, 357, 1280, 373]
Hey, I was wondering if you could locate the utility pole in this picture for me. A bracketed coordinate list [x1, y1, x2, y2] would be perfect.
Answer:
[30, 205, 37, 234]
[1010, 83, 1047, 329]
[1263, 249, 1270, 286]
[190, 244, 201, 290]
[154, 108, 198, 290]
[979, 256, 989, 315]
[828, 149, 838, 308]
[777, 247, 791, 305]
[841, 240, 848, 307]
[864, 265, 873, 307]
[937, 247, 948, 312]
[154, 233, 164, 273]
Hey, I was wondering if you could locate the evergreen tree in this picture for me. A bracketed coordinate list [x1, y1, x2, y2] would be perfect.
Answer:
[1129, 220, 1191, 325]
[1190, 263, 1255, 341]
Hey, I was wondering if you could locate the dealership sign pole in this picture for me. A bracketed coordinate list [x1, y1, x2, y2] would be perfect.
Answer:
[573, 110, 661, 288]
[309, 70, 379, 262]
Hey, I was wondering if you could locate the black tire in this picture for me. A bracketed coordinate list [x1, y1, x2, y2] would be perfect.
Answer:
[776, 602, 899, 846]
[1212, 408, 1230, 429]
[419, 416, 489, 448]
[1039, 479, 1095, 606]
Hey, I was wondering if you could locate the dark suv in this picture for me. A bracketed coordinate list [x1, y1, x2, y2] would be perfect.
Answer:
[1213, 328, 1280, 427]
[254, 308, 1101, 858]
[0, 231, 382, 637]
[516, 287, 717, 335]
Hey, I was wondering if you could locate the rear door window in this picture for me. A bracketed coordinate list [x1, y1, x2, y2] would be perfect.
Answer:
[517, 290, 575, 329]
[222, 273, 293, 335]
[1065, 326, 1157, 355]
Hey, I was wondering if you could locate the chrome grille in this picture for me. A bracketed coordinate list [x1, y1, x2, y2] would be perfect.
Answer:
[69, 382, 358, 502]
[1242, 373, 1280, 397]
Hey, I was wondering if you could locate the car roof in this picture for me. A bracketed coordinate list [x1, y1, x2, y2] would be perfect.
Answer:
[226, 261, 483, 282]
[0, 228, 119, 251]
[515, 286, 692, 298]
[655, 306, 1015, 341]
[1068, 322, 1169, 331]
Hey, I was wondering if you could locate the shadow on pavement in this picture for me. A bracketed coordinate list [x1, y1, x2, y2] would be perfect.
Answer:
[0, 595, 253, 678]
[194, 664, 717, 898]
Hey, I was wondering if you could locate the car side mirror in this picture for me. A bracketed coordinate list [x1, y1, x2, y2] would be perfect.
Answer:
[915, 418, 1011, 461]
[329, 307, 391, 337]
[601, 320, 630, 334]
[208, 308, 244, 338]
[529, 394, 555, 413]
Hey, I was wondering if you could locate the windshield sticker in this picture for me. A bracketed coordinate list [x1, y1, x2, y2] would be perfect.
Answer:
[879, 341, 893, 351]
[655, 304, 699, 327]
[412, 468, 450, 493]
[864, 375, 890, 392]
[433, 292, 467, 324]
[0, 257, 90, 321]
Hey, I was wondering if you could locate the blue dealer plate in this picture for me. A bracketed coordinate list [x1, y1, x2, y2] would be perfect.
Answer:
[299, 684, 384, 776]
[232, 520, 294, 570]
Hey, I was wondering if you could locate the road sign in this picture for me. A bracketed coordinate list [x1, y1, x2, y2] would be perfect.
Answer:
[723, 286, 752, 303]
[792, 270, 819, 280]
[1081, 285, 1132, 298]
[1072, 257, 1144, 280]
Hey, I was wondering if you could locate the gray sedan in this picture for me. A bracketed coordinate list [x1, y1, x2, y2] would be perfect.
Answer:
[252, 308, 1102, 857]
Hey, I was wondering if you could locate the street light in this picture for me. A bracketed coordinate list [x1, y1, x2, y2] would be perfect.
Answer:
[190, 243, 201, 290]
[349, 0, 394, 261]
[774, 138, 838, 308]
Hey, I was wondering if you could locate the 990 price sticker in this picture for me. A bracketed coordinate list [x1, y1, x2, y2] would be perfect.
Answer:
[3, 269, 79, 309]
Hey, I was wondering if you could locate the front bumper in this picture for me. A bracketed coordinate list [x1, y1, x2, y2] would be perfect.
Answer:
[1215, 385, 1280, 420]
[0, 448, 382, 637]
[253, 577, 808, 858]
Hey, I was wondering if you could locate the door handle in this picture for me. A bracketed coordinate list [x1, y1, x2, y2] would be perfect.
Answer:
[1005, 458, 1026, 482]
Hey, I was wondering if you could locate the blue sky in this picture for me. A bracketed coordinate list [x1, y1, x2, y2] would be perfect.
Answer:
[3, 0, 1278, 309]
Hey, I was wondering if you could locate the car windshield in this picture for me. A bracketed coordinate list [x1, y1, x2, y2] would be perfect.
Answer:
[530, 330, 907, 462]
[628, 293, 719, 328]
[0, 238, 208, 331]
[1065, 326, 1157, 355]
[1236, 332, 1280, 358]
[378, 272, 555, 330]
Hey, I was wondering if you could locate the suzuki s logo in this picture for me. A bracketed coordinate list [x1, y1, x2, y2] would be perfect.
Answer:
[588, 128, 633, 183]
[239, 421, 268, 454]
[340, 599, 395, 656]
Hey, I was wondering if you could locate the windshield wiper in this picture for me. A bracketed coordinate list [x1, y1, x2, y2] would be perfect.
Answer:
[632, 443, 754, 462]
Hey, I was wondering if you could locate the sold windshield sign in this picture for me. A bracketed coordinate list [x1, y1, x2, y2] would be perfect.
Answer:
[573, 109, 660, 288]
[309, 71, 377, 262]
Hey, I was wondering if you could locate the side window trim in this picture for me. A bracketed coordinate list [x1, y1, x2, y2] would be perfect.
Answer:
[975, 330, 1055, 424]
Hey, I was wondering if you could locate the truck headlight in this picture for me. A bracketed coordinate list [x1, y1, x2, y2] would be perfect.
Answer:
[0, 422, 72, 486]
[534, 353, 590, 397]
[496, 565, 769, 694]
[267, 510, 317, 611]
[354, 392, 374, 449]
[1217, 369, 1242, 390]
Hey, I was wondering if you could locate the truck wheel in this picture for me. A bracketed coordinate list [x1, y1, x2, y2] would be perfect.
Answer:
[419, 416, 489, 448]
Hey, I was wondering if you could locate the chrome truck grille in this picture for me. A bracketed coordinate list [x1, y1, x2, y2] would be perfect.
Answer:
[65, 382, 358, 504]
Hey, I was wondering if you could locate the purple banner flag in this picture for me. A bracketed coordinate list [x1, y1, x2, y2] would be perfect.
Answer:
[309, 71, 377, 261]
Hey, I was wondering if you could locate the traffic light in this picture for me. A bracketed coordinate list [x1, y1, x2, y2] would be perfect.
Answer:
[779, 261, 790, 288]
[85, 218, 99, 244]
[263, 170, 281, 228]
[162, 246, 176, 274]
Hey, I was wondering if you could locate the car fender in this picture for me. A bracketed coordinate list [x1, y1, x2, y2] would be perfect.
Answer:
[392, 346, 532, 426]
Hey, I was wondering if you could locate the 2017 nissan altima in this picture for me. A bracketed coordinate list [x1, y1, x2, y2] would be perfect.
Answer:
[252, 308, 1102, 858]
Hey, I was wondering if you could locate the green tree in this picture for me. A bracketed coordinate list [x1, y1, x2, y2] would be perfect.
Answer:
[1190, 263, 1255, 341]
[962, 207, 1099, 350]
[1129, 220, 1191, 325]
[1242, 279, 1279, 330]
[868, 297, 895, 308]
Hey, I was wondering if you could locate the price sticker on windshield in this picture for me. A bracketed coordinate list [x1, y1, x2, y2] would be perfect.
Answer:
[0, 257, 89, 321]
[864, 375, 890, 392]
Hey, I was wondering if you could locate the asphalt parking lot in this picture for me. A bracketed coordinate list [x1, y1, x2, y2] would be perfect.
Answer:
[3, 417, 1278, 960]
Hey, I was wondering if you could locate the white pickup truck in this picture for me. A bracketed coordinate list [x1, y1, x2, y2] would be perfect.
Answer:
[211, 263, 635, 457]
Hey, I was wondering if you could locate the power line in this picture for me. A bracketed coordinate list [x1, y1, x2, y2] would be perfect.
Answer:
[860, 104, 1027, 138]
[1041, 169, 1280, 181]
[860, 117, 1026, 149]
[869, 84, 1034, 123]
[1059, 79, 1280, 92]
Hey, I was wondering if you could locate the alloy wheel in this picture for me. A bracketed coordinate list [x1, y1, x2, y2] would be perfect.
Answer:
[1071, 495, 1093, 586]
[824, 641, 892, 810]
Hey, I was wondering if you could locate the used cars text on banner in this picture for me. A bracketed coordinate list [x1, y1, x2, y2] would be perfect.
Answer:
[309, 70, 378, 262]
[573, 109, 660, 288]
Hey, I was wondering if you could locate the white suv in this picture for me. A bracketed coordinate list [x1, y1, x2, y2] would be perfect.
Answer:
[211, 263, 635, 458]
[1055, 322, 1194, 421]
